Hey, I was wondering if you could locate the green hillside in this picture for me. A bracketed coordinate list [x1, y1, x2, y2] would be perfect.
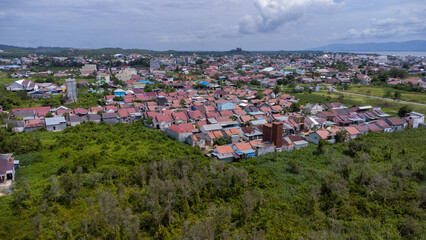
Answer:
[0, 123, 425, 239]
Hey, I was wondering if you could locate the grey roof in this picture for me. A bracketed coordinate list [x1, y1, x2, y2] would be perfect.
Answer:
[250, 119, 268, 125]
[201, 124, 223, 132]
[87, 114, 101, 121]
[15, 110, 35, 118]
[45, 116, 66, 126]
[102, 112, 117, 119]
[68, 115, 84, 122]
[8, 120, 25, 128]
[0, 154, 13, 161]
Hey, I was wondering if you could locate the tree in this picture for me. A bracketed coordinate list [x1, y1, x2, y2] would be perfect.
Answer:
[288, 159, 301, 174]
[335, 130, 348, 143]
[289, 102, 300, 112]
[398, 105, 412, 117]
[144, 84, 153, 92]
[250, 79, 260, 86]
[286, 74, 295, 82]
[214, 137, 226, 146]
[383, 90, 392, 98]
[255, 92, 264, 100]
[393, 91, 401, 100]
[273, 85, 281, 95]
[180, 98, 186, 107]
[113, 96, 124, 101]
[145, 116, 153, 125]
[316, 139, 327, 155]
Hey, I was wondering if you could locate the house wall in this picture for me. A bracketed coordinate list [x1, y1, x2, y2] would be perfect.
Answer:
[119, 117, 131, 123]
[114, 91, 126, 96]
[159, 121, 172, 130]
[22, 116, 36, 121]
[230, 135, 240, 143]
[349, 134, 358, 139]
[165, 129, 191, 142]
[257, 146, 275, 156]
[218, 102, 235, 111]
[24, 126, 45, 132]
[12, 127, 25, 132]
[188, 138, 205, 147]
[103, 118, 119, 125]
[165, 129, 179, 141]
[392, 125, 404, 131]
[88, 119, 101, 124]
[178, 132, 192, 142]
[294, 141, 309, 149]
[244, 151, 256, 158]
[46, 123, 67, 132]
[306, 133, 320, 145]
[68, 122, 82, 127]
[218, 156, 234, 163]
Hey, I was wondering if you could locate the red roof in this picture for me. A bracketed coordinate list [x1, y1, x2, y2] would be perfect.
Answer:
[178, 123, 194, 132]
[172, 111, 188, 121]
[73, 108, 87, 115]
[118, 109, 129, 118]
[105, 106, 118, 112]
[12, 106, 51, 113]
[155, 114, 173, 123]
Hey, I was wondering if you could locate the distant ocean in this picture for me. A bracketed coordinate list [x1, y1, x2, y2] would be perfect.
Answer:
[346, 51, 426, 57]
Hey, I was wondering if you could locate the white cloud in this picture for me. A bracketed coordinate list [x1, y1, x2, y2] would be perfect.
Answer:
[337, 17, 426, 39]
[238, 0, 337, 34]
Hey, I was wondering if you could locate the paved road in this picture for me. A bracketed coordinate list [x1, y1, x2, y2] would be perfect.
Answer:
[331, 88, 426, 107]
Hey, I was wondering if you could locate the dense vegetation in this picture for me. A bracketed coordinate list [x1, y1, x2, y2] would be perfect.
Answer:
[0, 123, 425, 239]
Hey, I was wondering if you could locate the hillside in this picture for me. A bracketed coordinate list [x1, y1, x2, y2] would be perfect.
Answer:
[310, 40, 426, 52]
[0, 44, 254, 58]
[0, 123, 425, 239]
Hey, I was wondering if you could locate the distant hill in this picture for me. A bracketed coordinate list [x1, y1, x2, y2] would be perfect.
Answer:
[309, 40, 426, 52]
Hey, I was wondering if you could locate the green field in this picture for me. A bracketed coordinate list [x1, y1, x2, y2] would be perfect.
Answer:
[345, 85, 426, 104]
[287, 90, 426, 116]
[0, 73, 17, 85]
[0, 123, 425, 239]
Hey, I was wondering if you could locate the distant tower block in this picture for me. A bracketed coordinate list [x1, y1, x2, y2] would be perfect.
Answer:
[65, 78, 78, 102]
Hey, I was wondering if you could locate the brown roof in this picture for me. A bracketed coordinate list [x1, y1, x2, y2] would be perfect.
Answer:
[225, 128, 240, 136]
[216, 145, 234, 154]
[233, 142, 253, 151]
[387, 117, 405, 126]
[315, 130, 330, 139]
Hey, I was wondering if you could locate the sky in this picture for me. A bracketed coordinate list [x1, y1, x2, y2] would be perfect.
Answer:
[0, 0, 425, 51]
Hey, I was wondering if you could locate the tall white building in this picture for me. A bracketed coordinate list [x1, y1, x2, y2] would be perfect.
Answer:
[65, 79, 78, 102]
